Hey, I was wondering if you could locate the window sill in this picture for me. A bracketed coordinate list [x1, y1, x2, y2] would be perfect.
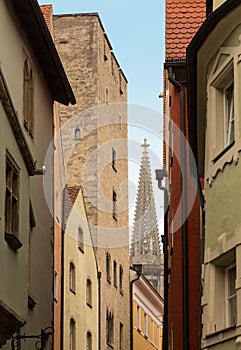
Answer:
[212, 141, 235, 163]
[87, 302, 92, 309]
[120, 289, 124, 296]
[78, 246, 84, 253]
[206, 324, 236, 338]
[5, 232, 23, 251]
[70, 288, 76, 295]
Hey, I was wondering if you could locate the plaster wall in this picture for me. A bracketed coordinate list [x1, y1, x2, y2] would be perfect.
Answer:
[0, 1, 55, 348]
[64, 189, 98, 350]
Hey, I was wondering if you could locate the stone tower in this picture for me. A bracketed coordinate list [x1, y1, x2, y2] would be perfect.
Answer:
[130, 139, 163, 295]
[53, 13, 130, 350]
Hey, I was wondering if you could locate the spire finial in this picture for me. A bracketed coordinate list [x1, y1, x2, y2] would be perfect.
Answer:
[141, 138, 150, 149]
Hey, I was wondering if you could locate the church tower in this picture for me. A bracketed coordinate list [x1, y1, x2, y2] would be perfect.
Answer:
[130, 139, 163, 296]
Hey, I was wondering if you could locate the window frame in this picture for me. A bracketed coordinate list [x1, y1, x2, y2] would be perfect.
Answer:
[112, 190, 117, 221]
[70, 318, 76, 350]
[23, 59, 34, 138]
[86, 278, 92, 308]
[106, 252, 111, 283]
[78, 226, 84, 253]
[225, 263, 237, 327]
[69, 262, 76, 294]
[209, 60, 235, 161]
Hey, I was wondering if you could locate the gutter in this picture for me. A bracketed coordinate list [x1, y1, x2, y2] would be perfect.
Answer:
[167, 67, 189, 350]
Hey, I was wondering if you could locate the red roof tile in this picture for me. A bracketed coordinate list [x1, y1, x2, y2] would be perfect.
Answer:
[64, 186, 81, 226]
[166, 0, 206, 61]
[40, 4, 53, 33]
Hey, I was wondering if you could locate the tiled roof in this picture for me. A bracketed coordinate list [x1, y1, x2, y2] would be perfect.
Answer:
[63, 186, 80, 226]
[166, 0, 206, 61]
[40, 4, 53, 32]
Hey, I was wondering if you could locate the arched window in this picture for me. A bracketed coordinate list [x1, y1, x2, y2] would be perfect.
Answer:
[69, 262, 75, 293]
[74, 127, 81, 140]
[86, 279, 92, 307]
[23, 60, 34, 137]
[86, 331, 92, 350]
[78, 226, 84, 252]
[70, 318, 76, 350]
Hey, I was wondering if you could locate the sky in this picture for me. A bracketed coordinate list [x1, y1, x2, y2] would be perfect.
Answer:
[38, 0, 165, 234]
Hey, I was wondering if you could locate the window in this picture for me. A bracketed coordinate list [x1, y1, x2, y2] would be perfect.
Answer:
[224, 82, 234, 147]
[112, 148, 117, 171]
[86, 279, 92, 307]
[69, 262, 76, 293]
[106, 309, 114, 346]
[86, 331, 92, 350]
[210, 62, 234, 159]
[226, 264, 236, 327]
[113, 261, 117, 288]
[70, 318, 76, 350]
[113, 190, 117, 220]
[105, 88, 109, 105]
[119, 323, 124, 350]
[119, 265, 123, 294]
[119, 114, 122, 129]
[119, 72, 123, 95]
[137, 306, 141, 330]
[78, 226, 84, 252]
[74, 127, 81, 140]
[5, 155, 19, 237]
[23, 60, 34, 137]
[144, 313, 148, 337]
[106, 252, 111, 283]
[54, 270, 58, 302]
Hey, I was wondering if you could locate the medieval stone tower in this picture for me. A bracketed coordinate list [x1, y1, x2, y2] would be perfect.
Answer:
[130, 139, 163, 296]
[53, 13, 130, 350]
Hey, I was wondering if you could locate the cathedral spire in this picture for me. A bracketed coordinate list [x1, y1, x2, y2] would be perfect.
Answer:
[130, 139, 163, 295]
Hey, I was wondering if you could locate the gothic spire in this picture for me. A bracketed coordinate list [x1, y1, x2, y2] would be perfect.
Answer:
[130, 139, 163, 294]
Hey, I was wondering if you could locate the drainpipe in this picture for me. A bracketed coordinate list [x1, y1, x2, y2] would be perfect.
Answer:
[167, 67, 188, 350]
[60, 185, 67, 350]
[156, 170, 168, 350]
[97, 271, 101, 350]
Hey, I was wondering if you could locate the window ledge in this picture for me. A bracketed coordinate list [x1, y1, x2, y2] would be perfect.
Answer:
[212, 141, 235, 163]
[206, 324, 236, 338]
[70, 288, 76, 295]
[87, 302, 92, 309]
[78, 246, 84, 253]
[5, 232, 23, 251]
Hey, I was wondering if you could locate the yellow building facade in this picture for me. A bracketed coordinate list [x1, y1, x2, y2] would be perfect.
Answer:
[131, 269, 163, 350]
[63, 187, 98, 350]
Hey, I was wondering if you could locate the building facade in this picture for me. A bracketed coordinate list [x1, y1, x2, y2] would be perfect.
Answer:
[53, 13, 130, 350]
[0, 0, 74, 348]
[63, 186, 98, 350]
[131, 267, 163, 350]
[162, 0, 206, 349]
[187, 1, 241, 349]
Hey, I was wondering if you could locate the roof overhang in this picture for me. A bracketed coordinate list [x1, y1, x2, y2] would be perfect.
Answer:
[186, 0, 241, 177]
[11, 0, 76, 106]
